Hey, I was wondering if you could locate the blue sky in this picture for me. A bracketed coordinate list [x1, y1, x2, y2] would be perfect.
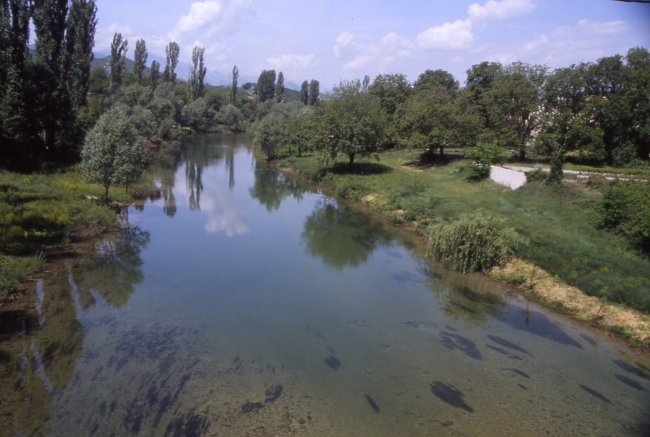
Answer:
[93, 0, 650, 89]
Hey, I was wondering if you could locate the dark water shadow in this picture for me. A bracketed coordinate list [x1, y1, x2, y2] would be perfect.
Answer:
[0, 310, 38, 337]
[500, 307, 583, 349]
[487, 335, 530, 356]
[579, 384, 611, 403]
[615, 374, 647, 392]
[391, 270, 424, 286]
[429, 381, 474, 413]
[613, 359, 650, 381]
[329, 162, 392, 175]
[440, 331, 483, 360]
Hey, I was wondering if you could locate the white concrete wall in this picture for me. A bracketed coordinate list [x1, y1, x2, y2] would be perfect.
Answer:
[490, 166, 527, 190]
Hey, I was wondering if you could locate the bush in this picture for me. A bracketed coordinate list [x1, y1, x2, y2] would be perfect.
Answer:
[426, 211, 517, 273]
[599, 180, 650, 255]
[526, 168, 548, 183]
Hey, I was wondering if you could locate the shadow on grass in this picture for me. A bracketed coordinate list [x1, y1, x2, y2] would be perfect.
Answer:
[329, 162, 393, 175]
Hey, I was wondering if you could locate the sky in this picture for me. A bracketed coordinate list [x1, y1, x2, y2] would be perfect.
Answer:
[93, 0, 650, 90]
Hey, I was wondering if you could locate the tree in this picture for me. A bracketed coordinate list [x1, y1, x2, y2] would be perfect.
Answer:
[482, 62, 546, 160]
[32, 0, 68, 76]
[300, 80, 309, 105]
[308, 79, 319, 105]
[133, 39, 147, 84]
[314, 81, 387, 164]
[465, 61, 503, 128]
[230, 65, 239, 105]
[414, 69, 459, 93]
[368, 73, 411, 115]
[257, 69, 276, 102]
[535, 64, 603, 180]
[61, 0, 97, 108]
[109, 32, 127, 85]
[218, 104, 244, 130]
[187, 46, 206, 101]
[361, 75, 370, 93]
[80, 107, 149, 201]
[163, 41, 179, 83]
[254, 111, 286, 161]
[149, 60, 160, 90]
[276, 71, 285, 103]
[395, 87, 482, 159]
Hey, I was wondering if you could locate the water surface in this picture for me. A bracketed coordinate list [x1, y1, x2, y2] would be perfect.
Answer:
[1, 134, 649, 437]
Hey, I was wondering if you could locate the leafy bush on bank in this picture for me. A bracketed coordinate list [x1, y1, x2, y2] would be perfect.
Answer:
[426, 211, 517, 273]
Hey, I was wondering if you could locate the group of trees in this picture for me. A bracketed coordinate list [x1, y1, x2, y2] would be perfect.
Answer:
[253, 47, 650, 174]
[0, 0, 97, 170]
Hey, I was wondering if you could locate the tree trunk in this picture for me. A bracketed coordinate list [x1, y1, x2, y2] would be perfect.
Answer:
[104, 185, 110, 204]
[518, 147, 526, 161]
[349, 153, 355, 165]
[439, 144, 444, 159]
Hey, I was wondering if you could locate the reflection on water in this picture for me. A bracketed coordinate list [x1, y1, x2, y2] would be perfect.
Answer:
[249, 162, 305, 211]
[301, 198, 396, 269]
[0, 228, 149, 437]
[1, 134, 650, 437]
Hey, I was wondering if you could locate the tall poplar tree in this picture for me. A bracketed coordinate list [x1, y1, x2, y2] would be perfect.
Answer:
[308, 79, 319, 105]
[300, 80, 309, 105]
[133, 39, 147, 84]
[32, 0, 68, 76]
[276, 71, 285, 103]
[187, 46, 206, 101]
[163, 41, 179, 83]
[231, 65, 239, 105]
[257, 69, 276, 102]
[61, 0, 97, 108]
[149, 60, 160, 90]
[109, 32, 127, 85]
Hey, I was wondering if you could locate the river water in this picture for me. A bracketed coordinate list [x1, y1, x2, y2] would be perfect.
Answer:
[1, 134, 649, 437]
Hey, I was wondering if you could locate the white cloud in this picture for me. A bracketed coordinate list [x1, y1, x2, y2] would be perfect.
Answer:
[468, 0, 536, 25]
[416, 20, 475, 51]
[466, 18, 632, 72]
[334, 31, 357, 57]
[336, 0, 538, 74]
[169, 0, 253, 42]
[267, 54, 315, 70]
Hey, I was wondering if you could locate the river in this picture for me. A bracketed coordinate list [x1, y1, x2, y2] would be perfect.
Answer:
[1, 133, 649, 436]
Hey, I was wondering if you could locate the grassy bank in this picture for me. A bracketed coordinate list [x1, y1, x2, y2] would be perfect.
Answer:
[276, 149, 650, 318]
[0, 169, 130, 299]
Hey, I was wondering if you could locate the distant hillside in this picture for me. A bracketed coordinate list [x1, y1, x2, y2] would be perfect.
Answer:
[91, 56, 151, 76]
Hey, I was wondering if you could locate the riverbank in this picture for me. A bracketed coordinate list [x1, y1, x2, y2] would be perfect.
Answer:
[274, 149, 650, 347]
[0, 169, 131, 301]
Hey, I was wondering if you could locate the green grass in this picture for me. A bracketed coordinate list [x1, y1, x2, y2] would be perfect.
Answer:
[0, 169, 127, 299]
[276, 148, 650, 314]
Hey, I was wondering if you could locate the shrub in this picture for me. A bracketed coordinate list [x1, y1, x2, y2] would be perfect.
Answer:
[526, 168, 548, 183]
[599, 180, 650, 255]
[426, 211, 517, 273]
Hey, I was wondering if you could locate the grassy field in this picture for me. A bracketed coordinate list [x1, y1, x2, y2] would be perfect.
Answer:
[277, 149, 650, 315]
[0, 169, 129, 299]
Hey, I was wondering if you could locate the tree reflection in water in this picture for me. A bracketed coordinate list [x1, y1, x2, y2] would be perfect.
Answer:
[73, 226, 151, 307]
[0, 226, 151, 436]
[421, 264, 508, 327]
[301, 199, 395, 269]
[249, 163, 306, 211]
